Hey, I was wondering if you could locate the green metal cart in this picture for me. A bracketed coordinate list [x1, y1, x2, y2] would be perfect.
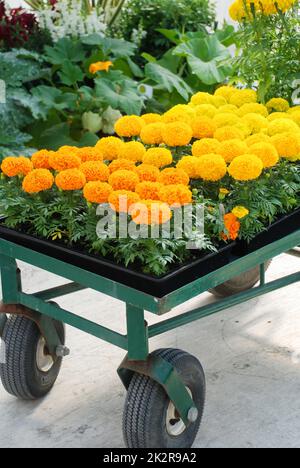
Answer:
[0, 230, 299, 448]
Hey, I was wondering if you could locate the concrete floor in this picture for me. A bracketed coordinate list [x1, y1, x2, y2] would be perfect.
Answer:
[0, 253, 299, 448]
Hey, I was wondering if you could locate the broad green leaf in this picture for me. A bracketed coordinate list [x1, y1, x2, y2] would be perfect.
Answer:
[0, 50, 49, 87]
[37, 123, 77, 150]
[58, 62, 84, 86]
[78, 132, 99, 147]
[82, 35, 137, 58]
[31, 86, 77, 113]
[141, 53, 157, 63]
[215, 25, 237, 47]
[95, 76, 144, 115]
[44, 38, 86, 65]
[10, 88, 47, 120]
[144, 62, 192, 100]
[156, 29, 182, 45]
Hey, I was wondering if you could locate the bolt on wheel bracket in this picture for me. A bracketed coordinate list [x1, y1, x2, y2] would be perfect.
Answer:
[118, 354, 198, 427]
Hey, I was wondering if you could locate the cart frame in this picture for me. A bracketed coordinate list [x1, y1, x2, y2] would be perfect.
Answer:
[0, 229, 299, 429]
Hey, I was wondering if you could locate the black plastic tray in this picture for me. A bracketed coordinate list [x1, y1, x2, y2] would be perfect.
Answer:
[0, 223, 235, 297]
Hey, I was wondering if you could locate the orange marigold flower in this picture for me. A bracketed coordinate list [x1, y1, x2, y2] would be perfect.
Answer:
[143, 148, 173, 168]
[214, 126, 245, 142]
[1, 156, 33, 177]
[109, 159, 136, 173]
[140, 123, 165, 145]
[22, 169, 54, 194]
[158, 168, 190, 186]
[219, 139, 248, 163]
[222, 213, 241, 241]
[248, 142, 279, 168]
[141, 113, 162, 124]
[109, 190, 140, 213]
[55, 169, 86, 191]
[135, 181, 163, 200]
[77, 147, 104, 162]
[89, 61, 113, 74]
[162, 122, 193, 147]
[159, 184, 192, 207]
[58, 145, 80, 155]
[192, 138, 221, 157]
[114, 115, 145, 137]
[79, 161, 110, 182]
[118, 141, 146, 162]
[130, 200, 172, 225]
[135, 164, 160, 182]
[108, 170, 140, 191]
[95, 136, 124, 161]
[31, 150, 53, 169]
[83, 182, 113, 204]
[191, 116, 217, 139]
[49, 151, 81, 171]
[177, 156, 201, 179]
[197, 154, 227, 181]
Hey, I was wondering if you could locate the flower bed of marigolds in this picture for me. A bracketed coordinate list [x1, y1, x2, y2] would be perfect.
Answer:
[0, 86, 299, 277]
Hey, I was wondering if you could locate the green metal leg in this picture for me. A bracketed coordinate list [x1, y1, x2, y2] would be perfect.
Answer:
[260, 263, 266, 286]
[126, 304, 149, 361]
[0, 255, 20, 304]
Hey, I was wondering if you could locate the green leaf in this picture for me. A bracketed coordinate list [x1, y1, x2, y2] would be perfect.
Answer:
[156, 29, 182, 45]
[31, 86, 77, 113]
[82, 35, 137, 58]
[78, 132, 99, 147]
[10, 88, 47, 120]
[44, 38, 86, 65]
[37, 123, 77, 150]
[58, 62, 84, 86]
[144, 62, 192, 100]
[0, 49, 49, 87]
[141, 53, 157, 63]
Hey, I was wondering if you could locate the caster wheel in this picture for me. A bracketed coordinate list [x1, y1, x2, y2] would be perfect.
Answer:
[123, 348, 206, 449]
[0, 315, 65, 400]
[209, 260, 272, 298]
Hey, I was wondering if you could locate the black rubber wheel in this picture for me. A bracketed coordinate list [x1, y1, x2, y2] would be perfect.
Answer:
[0, 315, 65, 400]
[123, 348, 206, 449]
[209, 260, 272, 298]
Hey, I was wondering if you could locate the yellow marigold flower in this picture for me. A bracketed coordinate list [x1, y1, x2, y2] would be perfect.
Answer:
[274, 0, 297, 13]
[246, 133, 272, 146]
[83, 182, 113, 204]
[108, 169, 140, 191]
[1, 156, 33, 177]
[229, 89, 257, 107]
[143, 148, 173, 168]
[135, 163, 160, 182]
[267, 112, 291, 122]
[288, 106, 300, 114]
[220, 188, 230, 195]
[118, 141, 146, 162]
[210, 96, 228, 108]
[49, 151, 81, 171]
[135, 181, 163, 200]
[191, 116, 217, 139]
[130, 200, 172, 225]
[162, 122, 193, 147]
[213, 113, 240, 128]
[55, 169, 86, 191]
[193, 104, 217, 118]
[197, 154, 227, 181]
[249, 142, 279, 168]
[190, 92, 212, 106]
[271, 132, 300, 160]
[214, 85, 237, 102]
[108, 159, 136, 173]
[214, 126, 245, 141]
[79, 161, 110, 182]
[219, 139, 248, 163]
[241, 113, 268, 134]
[159, 184, 192, 207]
[140, 123, 165, 145]
[96, 136, 124, 161]
[31, 150, 53, 169]
[266, 98, 290, 113]
[228, 154, 263, 181]
[235, 121, 251, 137]
[141, 113, 162, 124]
[267, 118, 299, 136]
[109, 190, 140, 213]
[158, 168, 189, 186]
[218, 104, 239, 115]
[232, 206, 249, 219]
[229, 0, 250, 21]
[89, 61, 113, 74]
[192, 138, 221, 157]
[162, 105, 195, 126]
[77, 147, 104, 163]
[22, 169, 54, 194]
[114, 115, 145, 137]
[238, 103, 269, 117]
[289, 111, 300, 127]
[177, 156, 201, 179]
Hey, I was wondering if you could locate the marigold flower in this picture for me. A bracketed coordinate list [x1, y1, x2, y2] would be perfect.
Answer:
[135, 164, 160, 182]
[232, 206, 249, 219]
[55, 169, 86, 191]
[271, 132, 300, 160]
[58, 145, 80, 154]
[222, 213, 240, 241]
[210, 96, 227, 108]
[31, 150, 53, 169]
[241, 113, 268, 134]
[219, 139, 248, 163]
[246, 133, 272, 146]
[177, 156, 201, 179]
[1, 156, 33, 177]
[22, 169, 54, 193]
[108, 170, 140, 191]
[158, 168, 189, 186]
[109, 190, 140, 213]
[214, 126, 245, 141]
[238, 103, 268, 117]
[220, 188, 230, 195]
[108, 159, 136, 173]
[267, 112, 290, 122]
[248, 142, 279, 168]
[218, 104, 239, 115]
[289, 112, 300, 127]
[162, 122, 193, 147]
[288, 106, 300, 114]
[197, 154, 227, 181]
[192, 138, 221, 157]
[79, 161, 110, 182]
[140, 123, 165, 145]
[141, 113, 162, 124]
[214, 86, 237, 102]
[193, 104, 217, 119]
[190, 92, 212, 106]
[77, 147, 104, 163]
[143, 148, 173, 168]
[89, 61, 113, 74]
[228, 154, 263, 181]
[267, 118, 299, 136]
[159, 184, 192, 207]
[114, 115, 145, 137]
[213, 113, 240, 128]
[266, 98, 290, 113]
[162, 106, 195, 126]
[118, 141, 146, 162]
[191, 116, 217, 139]
[135, 182, 163, 200]
[96, 137, 124, 161]
[83, 182, 113, 204]
[49, 151, 81, 171]
[229, 89, 257, 107]
[130, 200, 172, 225]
